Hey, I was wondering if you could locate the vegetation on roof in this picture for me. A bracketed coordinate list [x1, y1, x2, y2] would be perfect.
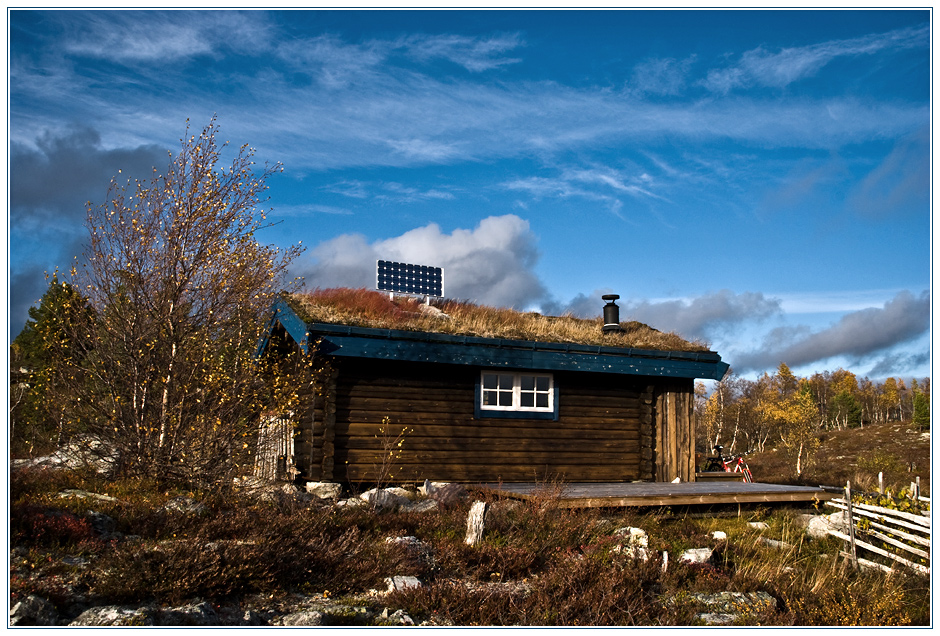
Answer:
[286, 288, 711, 353]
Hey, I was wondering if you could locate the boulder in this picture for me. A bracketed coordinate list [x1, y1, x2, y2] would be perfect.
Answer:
[155, 601, 218, 626]
[278, 610, 324, 626]
[10, 594, 58, 626]
[160, 496, 206, 516]
[613, 526, 648, 547]
[85, 510, 117, 535]
[381, 608, 416, 625]
[361, 488, 411, 512]
[802, 512, 847, 539]
[710, 530, 728, 541]
[70, 605, 155, 626]
[747, 521, 769, 530]
[305, 481, 343, 500]
[385, 576, 422, 593]
[53, 435, 121, 477]
[403, 499, 439, 513]
[680, 548, 713, 564]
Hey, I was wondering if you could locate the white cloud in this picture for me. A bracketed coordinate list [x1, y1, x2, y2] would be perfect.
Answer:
[702, 23, 928, 93]
[63, 11, 271, 63]
[731, 290, 930, 372]
[294, 214, 548, 308]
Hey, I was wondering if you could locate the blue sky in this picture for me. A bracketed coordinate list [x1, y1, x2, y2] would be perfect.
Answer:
[7, 8, 931, 383]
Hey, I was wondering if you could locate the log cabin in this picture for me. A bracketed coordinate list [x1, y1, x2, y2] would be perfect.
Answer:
[258, 289, 729, 486]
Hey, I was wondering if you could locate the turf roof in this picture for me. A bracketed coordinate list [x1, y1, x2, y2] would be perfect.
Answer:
[287, 288, 711, 354]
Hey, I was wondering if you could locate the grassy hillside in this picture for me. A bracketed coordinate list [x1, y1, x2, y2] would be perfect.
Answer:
[745, 420, 930, 496]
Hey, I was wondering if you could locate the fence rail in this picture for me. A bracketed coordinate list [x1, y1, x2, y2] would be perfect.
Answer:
[826, 480, 930, 577]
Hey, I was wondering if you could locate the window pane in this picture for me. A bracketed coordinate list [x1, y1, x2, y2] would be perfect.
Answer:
[536, 393, 549, 408]
[499, 374, 514, 389]
[520, 393, 535, 407]
[483, 390, 497, 405]
[520, 375, 535, 391]
[483, 374, 498, 390]
[498, 392, 513, 407]
[536, 376, 550, 392]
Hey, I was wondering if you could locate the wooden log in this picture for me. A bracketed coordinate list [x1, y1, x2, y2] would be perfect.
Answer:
[341, 449, 643, 464]
[828, 530, 929, 575]
[465, 501, 488, 546]
[828, 499, 931, 528]
[340, 422, 640, 440]
[340, 436, 640, 452]
[826, 499, 930, 545]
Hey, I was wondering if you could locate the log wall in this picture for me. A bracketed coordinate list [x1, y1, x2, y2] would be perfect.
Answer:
[314, 358, 662, 484]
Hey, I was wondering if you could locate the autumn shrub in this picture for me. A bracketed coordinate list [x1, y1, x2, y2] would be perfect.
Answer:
[11, 505, 98, 550]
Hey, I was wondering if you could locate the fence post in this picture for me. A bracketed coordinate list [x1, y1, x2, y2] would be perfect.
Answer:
[878, 472, 884, 495]
[845, 481, 858, 569]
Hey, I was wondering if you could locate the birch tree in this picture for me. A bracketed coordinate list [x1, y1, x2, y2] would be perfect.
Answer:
[53, 118, 305, 483]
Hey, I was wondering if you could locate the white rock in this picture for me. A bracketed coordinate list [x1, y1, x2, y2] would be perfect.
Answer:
[710, 531, 728, 541]
[612, 545, 649, 561]
[680, 547, 713, 564]
[305, 482, 342, 499]
[70, 606, 154, 626]
[747, 521, 769, 530]
[385, 576, 422, 592]
[613, 526, 649, 547]
[279, 611, 324, 626]
[361, 488, 411, 512]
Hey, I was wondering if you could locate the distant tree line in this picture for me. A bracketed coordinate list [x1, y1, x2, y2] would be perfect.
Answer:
[695, 362, 931, 477]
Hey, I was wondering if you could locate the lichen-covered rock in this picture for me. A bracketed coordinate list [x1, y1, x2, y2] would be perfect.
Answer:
[305, 481, 343, 499]
[10, 594, 58, 626]
[679, 547, 713, 564]
[361, 488, 411, 512]
[160, 496, 207, 515]
[69, 605, 156, 626]
[385, 576, 422, 593]
[277, 610, 324, 626]
[613, 526, 648, 546]
[155, 601, 218, 626]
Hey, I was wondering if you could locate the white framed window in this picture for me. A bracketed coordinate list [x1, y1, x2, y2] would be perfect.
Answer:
[480, 371, 554, 412]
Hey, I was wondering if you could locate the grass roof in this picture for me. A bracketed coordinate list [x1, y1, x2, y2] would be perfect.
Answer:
[286, 288, 711, 354]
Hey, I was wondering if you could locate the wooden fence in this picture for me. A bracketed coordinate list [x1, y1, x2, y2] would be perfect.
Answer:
[254, 414, 295, 481]
[826, 480, 930, 576]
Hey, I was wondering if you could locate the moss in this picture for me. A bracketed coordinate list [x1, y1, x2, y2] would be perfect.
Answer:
[290, 288, 710, 353]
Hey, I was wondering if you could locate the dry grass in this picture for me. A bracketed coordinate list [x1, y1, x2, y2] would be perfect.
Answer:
[9, 465, 930, 626]
[288, 288, 710, 353]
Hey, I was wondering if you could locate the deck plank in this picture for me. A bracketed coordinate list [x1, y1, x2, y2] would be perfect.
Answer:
[475, 481, 834, 508]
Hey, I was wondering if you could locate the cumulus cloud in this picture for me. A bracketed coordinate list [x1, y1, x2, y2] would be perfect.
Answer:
[294, 214, 549, 308]
[542, 289, 782, 343]
[731, 290, 930, 372]
[621, 291, 782, 340]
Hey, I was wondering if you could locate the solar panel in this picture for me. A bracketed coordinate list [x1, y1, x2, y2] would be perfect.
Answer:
[376, 260, 443, 297]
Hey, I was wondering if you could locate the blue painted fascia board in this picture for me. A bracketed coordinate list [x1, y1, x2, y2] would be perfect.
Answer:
[307, 322, 729, 381]
[256, 297, 312, 356]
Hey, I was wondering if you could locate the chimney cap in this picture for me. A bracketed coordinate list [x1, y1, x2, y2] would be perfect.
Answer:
[602, 294, 620, 302]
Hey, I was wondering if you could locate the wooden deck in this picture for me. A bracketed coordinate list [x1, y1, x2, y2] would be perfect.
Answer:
[476, 481, 834, 508]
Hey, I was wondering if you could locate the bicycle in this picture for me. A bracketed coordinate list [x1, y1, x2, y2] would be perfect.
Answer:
[700, 445, 753, 483]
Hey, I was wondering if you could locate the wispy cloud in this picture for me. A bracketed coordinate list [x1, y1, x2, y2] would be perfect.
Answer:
[396, 33, 524, 72]
[848, 126, 930, 219]
[62, 11, 271, 63]
[702, 23, 928, 93]
[630, 56, 696, 96]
